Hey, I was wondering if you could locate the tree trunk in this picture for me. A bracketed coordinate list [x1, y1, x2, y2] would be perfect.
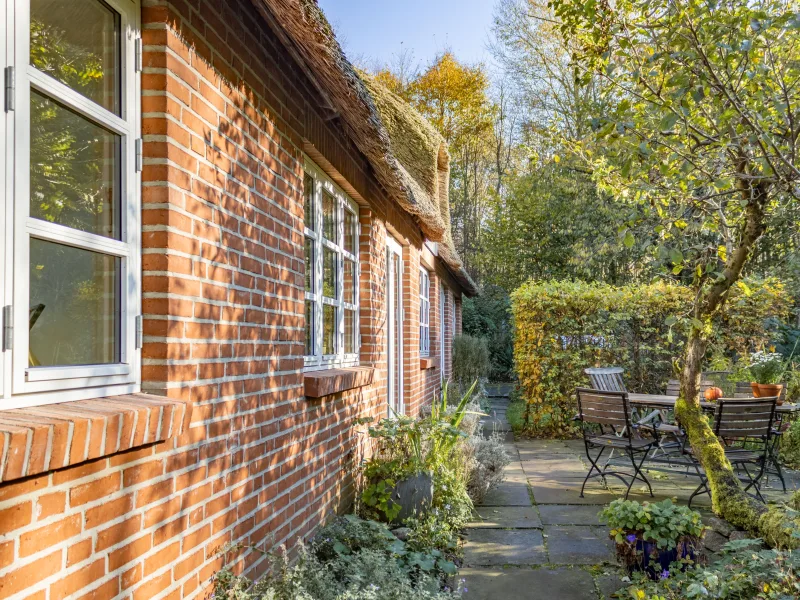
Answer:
[673, 183, 800, 547]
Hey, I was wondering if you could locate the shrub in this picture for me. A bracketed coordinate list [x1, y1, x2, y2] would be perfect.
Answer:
[462, 285, 515, 381]
[779, 419, 800, 469]
[511, 278, 791, 437]
[212, 516, 464, 600]
[466, 432, 510, 504]
[625, 539, 800, 599]
[452, 335, 490, 387]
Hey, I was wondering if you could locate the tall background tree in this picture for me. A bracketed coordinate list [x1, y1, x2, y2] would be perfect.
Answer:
[552, 0, 800, 540]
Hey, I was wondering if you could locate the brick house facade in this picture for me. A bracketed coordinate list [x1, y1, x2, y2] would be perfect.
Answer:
[0, 0, 476, 599]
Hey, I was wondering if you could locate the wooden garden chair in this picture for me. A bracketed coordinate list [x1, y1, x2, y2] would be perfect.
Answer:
[575, 388, 659, 500]
[684, 397, 778, 507]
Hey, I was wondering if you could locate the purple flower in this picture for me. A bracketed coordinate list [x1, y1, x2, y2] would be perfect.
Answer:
[626, 534, 637, 543]
[660, 569, 670, 580]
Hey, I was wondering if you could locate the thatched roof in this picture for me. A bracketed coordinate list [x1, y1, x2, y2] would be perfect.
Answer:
[251, 0, 478, 296]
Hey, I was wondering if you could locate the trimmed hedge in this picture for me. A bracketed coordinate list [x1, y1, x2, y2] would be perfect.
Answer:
[511, 279, 791, 437]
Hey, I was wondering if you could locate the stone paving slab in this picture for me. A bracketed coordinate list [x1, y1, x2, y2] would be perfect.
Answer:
[538, 504, 603, 525]
[463, 529, 547, 566]
[460, 567, 597, 600]
[545, 525, 615, 565]
[481, 480, 534, 506]
[469, 506, 543, 529]
[596, 572, 626, 600]
[529, 479, 618, 505]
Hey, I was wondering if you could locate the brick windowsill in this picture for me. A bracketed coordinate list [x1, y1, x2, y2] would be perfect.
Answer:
[0, 394, 190, 484]
[420, 357, 438, 370]
[304, 367, 375, 398]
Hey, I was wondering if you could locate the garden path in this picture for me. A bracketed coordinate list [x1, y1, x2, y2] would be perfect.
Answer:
[460, 385, 800, 599]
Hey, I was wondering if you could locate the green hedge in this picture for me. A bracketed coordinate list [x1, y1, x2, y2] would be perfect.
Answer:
[511, 279, 791, 437]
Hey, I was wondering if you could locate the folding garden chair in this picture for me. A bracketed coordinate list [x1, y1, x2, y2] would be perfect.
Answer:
[575, 388, 659, 500]
[684, 397, 778, 507]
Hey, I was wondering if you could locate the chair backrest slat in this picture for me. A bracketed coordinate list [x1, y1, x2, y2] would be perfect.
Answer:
[666, 379, 716, 397]
[576, 388, 631, 431]
[714, 398, 776, 440]
[585, 367, 626, 392]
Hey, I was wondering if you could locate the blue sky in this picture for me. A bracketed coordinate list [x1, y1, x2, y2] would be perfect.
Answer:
[317, 0, 496, 69]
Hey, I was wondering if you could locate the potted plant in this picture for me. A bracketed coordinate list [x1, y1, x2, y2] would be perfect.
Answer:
[599, 498, 705, 579]
[747, 351, 786, 401]
[361, 381, 479, 524]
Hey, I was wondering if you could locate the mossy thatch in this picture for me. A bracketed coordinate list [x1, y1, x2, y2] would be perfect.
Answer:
[253, 0, 478, 296]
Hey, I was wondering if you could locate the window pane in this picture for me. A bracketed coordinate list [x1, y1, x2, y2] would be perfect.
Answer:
[31, 0, 121, 114]
[304, 237, 314, 292]
[345, 309, 355, 354]
[31, 91, 121, 239]
[344, 259, 356, 305]
[29, 239, 120, 367]
[323, 248, 337, 298]
[303, 174, 315, 231]
[323, 304, 336, 355]
[344, 209, 357, 254]
[323, 190, 337, 241]
[305, 300, 314, 356]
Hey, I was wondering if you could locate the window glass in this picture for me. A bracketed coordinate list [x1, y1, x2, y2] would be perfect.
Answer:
[344, 209, 357, 254]
[305, 301, 314, 356]
[29, 239, 120, 367]
[344, 309, 355, 354]
[31, 0, 121, 114]
[344, 259, 355, 305]
[323, 248, 337, 298]
[303, 174, 315, 230]
[323, 304, 336, 355]
[323, 190, 337, 242]
[304, 237, 314, 292]
[30, 91, 121, 239]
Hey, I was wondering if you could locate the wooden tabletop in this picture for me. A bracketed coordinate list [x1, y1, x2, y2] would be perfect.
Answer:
[628, 393, 800, 413]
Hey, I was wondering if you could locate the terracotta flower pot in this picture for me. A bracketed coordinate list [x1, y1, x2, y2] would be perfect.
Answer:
[755, 383, 784, 404]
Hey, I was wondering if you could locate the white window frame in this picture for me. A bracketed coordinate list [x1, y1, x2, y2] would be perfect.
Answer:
[419, 268, 430, 357]
[303, 159, 360, 371]
[2, 0, 141, 409]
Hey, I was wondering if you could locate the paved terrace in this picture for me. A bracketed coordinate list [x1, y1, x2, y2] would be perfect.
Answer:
[462, 387, 799, 600]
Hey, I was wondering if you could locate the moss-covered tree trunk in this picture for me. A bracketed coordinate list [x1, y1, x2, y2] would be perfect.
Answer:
[674, 183, 800, 546]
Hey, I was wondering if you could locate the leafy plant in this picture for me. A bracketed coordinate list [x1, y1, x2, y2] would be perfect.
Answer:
[360, 382, 479, 523]
[747, 352, 788, 385]
[599, 499, 706, 551]
[452, 336, 490, 387]
[212, 516, 465, 600]
[625, 539, 800, 600]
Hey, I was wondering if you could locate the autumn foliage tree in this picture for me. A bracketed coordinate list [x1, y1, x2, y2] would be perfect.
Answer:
[551, 0, 800, 541]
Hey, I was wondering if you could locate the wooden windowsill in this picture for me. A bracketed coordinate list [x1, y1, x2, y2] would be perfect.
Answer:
[304, 366, 375, 398]
[0, 393, 190, 484]
[420, 357, 438, 370]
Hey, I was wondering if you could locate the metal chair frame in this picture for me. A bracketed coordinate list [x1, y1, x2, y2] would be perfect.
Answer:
[576, 388, 658, 500]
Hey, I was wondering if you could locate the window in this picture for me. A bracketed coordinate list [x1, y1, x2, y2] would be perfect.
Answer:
[303, 161, 360, 370]
[419, 268, 430, 357]
[1, 0, 141, 409]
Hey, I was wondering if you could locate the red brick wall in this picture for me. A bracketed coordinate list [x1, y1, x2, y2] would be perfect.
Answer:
[0, 1, 464, 598]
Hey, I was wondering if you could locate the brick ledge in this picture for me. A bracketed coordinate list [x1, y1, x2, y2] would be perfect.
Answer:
[0, 394, 190, 484]
[304, 367, 374, 398]
[420, 357, 438, 370]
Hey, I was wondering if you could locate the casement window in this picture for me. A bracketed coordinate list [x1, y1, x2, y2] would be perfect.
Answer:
[0, 0, 141, 409]
[419, 268, 430, 357]
[303, 161, 360, 370]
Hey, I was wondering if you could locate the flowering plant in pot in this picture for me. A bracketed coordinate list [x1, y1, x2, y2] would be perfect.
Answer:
[747, 351, 786, 401]
[599, 499, 705, 580]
